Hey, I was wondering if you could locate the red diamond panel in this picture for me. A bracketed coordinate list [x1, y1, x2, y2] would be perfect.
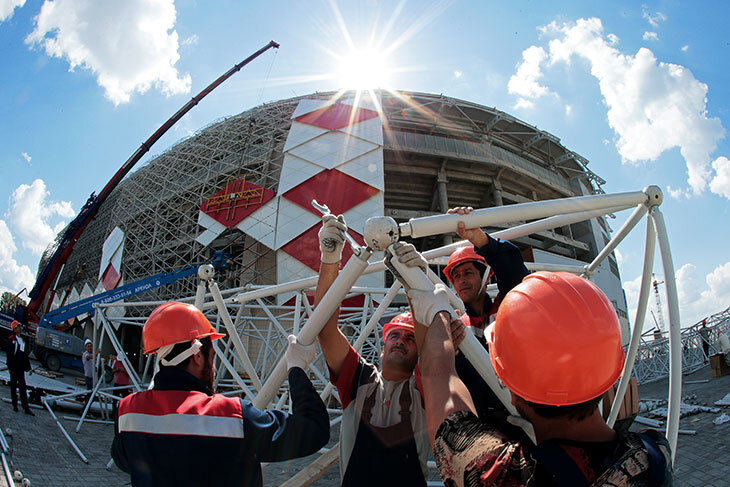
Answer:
[295, 103, 378, 130]
[280, 223, 366, 272]
[201, 178, 275, 229]
[282, 169, 379, 216]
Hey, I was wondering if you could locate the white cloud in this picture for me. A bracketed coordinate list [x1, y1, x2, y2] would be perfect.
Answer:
[0, 0, 25, 22]
[642, 31, 659, 41]
[667, 185, 691, 199]
[180, 34, 198, 47]
[508, 45, 551, 108]
[511, 17, 726, 196]
[453, 70, 462, 79]
[681, 45, 689, 52]
[614, 248, 624, 266]
[21, 152, 31, 164]
[642, 6, 667, 28]
[26, 0, 191, 105]
[709, 156, 730, 199]
[0, 221, 35, 294]
[624, 262, 730, 330]
[7, 179, 75, 256]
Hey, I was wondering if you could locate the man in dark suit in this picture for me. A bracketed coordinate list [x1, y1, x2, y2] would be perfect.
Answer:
[5, 321, 34, 415]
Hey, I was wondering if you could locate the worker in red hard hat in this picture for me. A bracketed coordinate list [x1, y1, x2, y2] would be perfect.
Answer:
[443, 206, 529, 427]
[111, 302, 329, 487]
[408, 272, 673, 486]
[315, 213, 430, 486]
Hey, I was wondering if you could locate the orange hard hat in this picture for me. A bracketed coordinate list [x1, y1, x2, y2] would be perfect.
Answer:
[11, 320, 21, 331]
[487, 271, 625, 406]
[443, 246, 486, 283]
[142, 302, 226, 355]
[382, 312, 415, 341]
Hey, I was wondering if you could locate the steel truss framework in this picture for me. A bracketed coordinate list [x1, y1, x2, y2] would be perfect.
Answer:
[43, 90, 623, 323]
[40, 186, 695, 484]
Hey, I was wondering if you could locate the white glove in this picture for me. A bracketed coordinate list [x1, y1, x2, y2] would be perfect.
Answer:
[285, 335, 316, 371]
[407, 283, 456, 326]
[318, 214, 347, 264]
[391, 242, 427, 269]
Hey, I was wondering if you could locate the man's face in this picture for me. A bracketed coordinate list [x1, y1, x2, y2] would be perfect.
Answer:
[201, 348, 216, 393]
[382, 328, 418, 375]
[85, 343, 92, 352]
[450, 262, 483, 305]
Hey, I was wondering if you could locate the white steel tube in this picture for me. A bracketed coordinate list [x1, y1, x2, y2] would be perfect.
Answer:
[208, 280, 263, 391]
[76, 372, 106, 432]
[42, 398, 89, 463]
[194, 281, 206, 310]
[212, 342, 256, 402]
[585, 204, 648, 274]
[608, 217, 656, 427]
[253, 250, 372, 409]
[400, 191, 648, 238]
[651, 208, 681, 463]
[98, 311, 142, 391]
[232, 206, 623, 305]
[1, 453, 14, 486]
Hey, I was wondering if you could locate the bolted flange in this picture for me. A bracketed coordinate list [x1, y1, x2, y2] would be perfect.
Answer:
[643, 185, 663, 207]
[363, 216, 399, 251]
[198, 264, 215, 281]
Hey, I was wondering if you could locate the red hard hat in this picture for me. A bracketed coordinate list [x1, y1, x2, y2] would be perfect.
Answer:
[443, 246, 487, 283]
[142, 302, 226, 355]
[487, 272, 625, 406]
[382, 312, 415, 341]
[11, 320, 21, 331]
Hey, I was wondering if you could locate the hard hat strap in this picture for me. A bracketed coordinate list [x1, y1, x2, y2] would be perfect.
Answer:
[158, 339, 203, 367]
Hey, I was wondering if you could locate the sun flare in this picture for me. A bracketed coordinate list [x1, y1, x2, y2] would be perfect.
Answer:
[337, 47, 391, 90]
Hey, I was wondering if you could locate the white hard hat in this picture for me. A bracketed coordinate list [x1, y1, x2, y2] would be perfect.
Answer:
[84, 339, 92, 346]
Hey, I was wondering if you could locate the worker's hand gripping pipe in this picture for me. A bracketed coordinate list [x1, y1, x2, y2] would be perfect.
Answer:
[253, 246, 373, 409]
[371, 217, 535, 443]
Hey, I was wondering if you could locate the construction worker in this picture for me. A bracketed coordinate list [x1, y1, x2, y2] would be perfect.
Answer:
[5, 321, 35, 416]
[443, 206, 528, 423]
[315, 214, 429, 486]
[408, 272, 673, 486]
[111, 302, 330, 487]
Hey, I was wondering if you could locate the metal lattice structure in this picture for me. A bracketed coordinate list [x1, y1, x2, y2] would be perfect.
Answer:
[41, 90, 628, 337]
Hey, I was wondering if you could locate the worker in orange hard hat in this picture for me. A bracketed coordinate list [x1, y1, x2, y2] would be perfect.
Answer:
[408, 272, 673, 486]
[315, 212, 430, 486]
[111, 302, 329, 487]
[442, 206, 529, 429]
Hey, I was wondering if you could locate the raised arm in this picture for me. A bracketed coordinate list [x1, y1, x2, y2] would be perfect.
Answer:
[408, 285, 476, 445]
[247, 338, 330, 462]
[449, 206, 528, 295]
[314, 214, 351, 376]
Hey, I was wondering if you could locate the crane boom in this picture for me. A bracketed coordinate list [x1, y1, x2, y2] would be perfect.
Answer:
[24, 41, 279, 322]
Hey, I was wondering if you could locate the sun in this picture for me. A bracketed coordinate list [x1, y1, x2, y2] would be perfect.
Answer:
[336, 47, 391, 90]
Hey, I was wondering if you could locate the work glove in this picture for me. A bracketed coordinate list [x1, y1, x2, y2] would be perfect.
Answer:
[285, 335, 316, 371]
[407, 283, 456, 326]
[390, 242, 427, 269]
[318, 214, 347, 264]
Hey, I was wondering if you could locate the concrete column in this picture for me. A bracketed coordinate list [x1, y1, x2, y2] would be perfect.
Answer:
[437, 164, 453, 245]
[492, 179, 504, 206]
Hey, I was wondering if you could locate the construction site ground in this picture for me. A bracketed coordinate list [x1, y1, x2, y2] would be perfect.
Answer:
[0, 361, 728, 486]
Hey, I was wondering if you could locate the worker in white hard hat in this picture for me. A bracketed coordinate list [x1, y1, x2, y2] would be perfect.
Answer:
[111, 302, 330, 486]
[315, 214, 430, 486]
[82, 338, 95, 404]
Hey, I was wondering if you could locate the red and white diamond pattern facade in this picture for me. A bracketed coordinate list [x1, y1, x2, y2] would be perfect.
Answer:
[228, 94, 385, 303]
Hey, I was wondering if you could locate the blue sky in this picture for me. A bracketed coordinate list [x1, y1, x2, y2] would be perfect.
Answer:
[1, 0, 729, 327]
